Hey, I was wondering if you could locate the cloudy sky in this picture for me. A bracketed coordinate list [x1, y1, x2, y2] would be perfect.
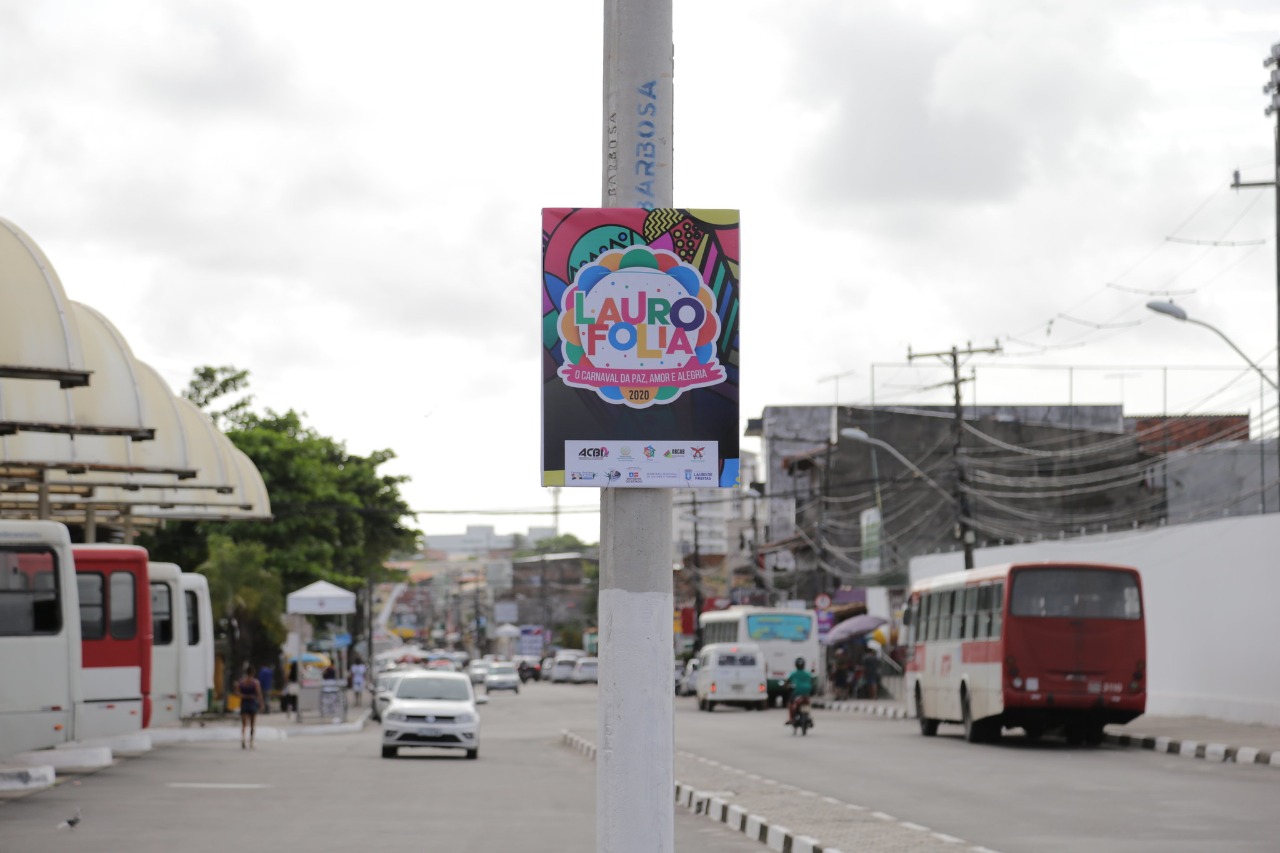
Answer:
[3, 0, 1278, 545]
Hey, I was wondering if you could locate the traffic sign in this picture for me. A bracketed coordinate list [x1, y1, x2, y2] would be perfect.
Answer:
[814, 593, 832, 610]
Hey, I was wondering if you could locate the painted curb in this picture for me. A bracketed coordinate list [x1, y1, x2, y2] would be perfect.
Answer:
[813, 699, 1280, 771]
[561, 730, 846, 853]
[0, 764, 56, 798]
[56, 733, 152, 757]
[10, 746, 112, 775]
[1103, 731, 1278, 768]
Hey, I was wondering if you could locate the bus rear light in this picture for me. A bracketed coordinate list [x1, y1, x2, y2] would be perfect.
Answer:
[1005, 656, 1019, 681]
[709, 682, 717, 694]
[54, 724, 64, 731]
[1012, 677, 1024, 689]
[758, 683, 767, 693]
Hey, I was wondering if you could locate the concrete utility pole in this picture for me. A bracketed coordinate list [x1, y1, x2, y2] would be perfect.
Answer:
[1234, 40, 1280, 513]
[599, 2, 675, 852]
[907, 342, 1001, 569]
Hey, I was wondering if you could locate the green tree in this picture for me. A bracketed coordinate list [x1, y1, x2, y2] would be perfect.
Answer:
[198, 534, 282, 680]
[139, 366, 420, 664]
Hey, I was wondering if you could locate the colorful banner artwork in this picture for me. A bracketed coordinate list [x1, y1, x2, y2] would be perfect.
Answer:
[542, 208, 740, 489]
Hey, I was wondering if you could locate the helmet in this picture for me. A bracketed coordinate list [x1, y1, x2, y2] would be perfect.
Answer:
[795, 657, 805, 670]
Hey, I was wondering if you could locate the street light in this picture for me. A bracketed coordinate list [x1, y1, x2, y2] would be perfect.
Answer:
[1145, 301, 1279, 391]
[1146, 300, 1279, 515]
[839, 428, 974, 568]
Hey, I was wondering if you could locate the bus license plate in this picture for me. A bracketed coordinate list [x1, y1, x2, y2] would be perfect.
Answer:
[419, 727, 441, 736]
[731, 684, 744, 692]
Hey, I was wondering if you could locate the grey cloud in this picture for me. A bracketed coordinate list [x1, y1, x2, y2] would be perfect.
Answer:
[128, 2, 302, 116]
[781, 2, 1148, 214]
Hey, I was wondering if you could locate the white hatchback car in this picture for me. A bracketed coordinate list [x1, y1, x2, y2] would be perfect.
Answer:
[381, 671, 488, 759]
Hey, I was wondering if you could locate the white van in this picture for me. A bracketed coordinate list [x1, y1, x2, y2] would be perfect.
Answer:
[694, 642, 768, 712]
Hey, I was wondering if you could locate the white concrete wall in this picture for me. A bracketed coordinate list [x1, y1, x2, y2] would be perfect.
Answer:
[910, 514, 1280, 726]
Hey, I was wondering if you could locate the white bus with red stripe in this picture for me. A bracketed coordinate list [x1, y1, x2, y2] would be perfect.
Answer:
[0, 520, 83, 754]
[71, 544, 153, 739]
[904, 561, 1146, 744]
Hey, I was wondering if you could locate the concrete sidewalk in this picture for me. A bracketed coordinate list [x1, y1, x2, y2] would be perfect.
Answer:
[814, 697, 1280, 768]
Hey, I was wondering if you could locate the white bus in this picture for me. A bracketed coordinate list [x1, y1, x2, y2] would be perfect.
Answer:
[150, 564, 215, 723]
[177, 572, 214, 718]
[698, 607, 821, 705]
[0, 520, 83, 755]
[148, 562, 184, 727]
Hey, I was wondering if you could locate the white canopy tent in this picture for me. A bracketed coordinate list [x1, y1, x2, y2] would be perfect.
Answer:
[286, 580, 356, 615]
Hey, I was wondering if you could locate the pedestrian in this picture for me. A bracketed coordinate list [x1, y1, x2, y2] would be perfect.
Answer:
[322, 660, 338, 682]
[256, 663, 274, 715]
[350, 657, 367, 707]
[861, 646, 881, 700]
[236, 663, 264, 749]
[833, 665, 851, 701]
[283, 660, 300, 715]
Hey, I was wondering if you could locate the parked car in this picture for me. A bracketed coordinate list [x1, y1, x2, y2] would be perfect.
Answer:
[465, 660, 491, 685]
[678, 659, 700, 696]
[549, 657, 578, 683]
[571, 657, 599, 684]
[372, 672, 406, 722]
[484, 661, 521, 693]
[381, 671, 488, 759]
[540, 656, 556, 677]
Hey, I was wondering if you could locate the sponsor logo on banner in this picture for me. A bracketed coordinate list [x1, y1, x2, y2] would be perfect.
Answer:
[578, 447, 609, 458]
[606, 470, 622, 481]
[691, 447, 705, 459]
[664, 448, 685, 459]
[570, 472, 597, 481]
[626, 469, 643, 483]
[643, 445, 656, 459]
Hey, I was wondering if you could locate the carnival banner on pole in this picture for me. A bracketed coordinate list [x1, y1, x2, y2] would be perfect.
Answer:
[542, 208, 739, 489]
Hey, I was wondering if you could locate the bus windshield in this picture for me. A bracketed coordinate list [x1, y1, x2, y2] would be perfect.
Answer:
[1010, 568, 1141, 620]
[746, 613, 812, 641]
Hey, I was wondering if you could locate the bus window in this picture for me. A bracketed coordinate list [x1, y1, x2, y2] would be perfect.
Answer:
[746, 613, 812, 642]
[79, 573, 106, 640]
[976, 585, 992, 638]
[943, 590, 959, 640]
[151, 583, 174, 645]
[924, 593, 937, 641]
[991, 583, 1004, 638]
[1010, 569, 1141, 620]
[185, 590, 201, 645]
[951, 590, 966, 640]
[963, 587, 978, 639]
[0, 550, 61, 635]
[109, 572, 136, 640]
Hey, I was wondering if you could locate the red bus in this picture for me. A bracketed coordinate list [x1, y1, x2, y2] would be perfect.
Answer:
[71, 544, 153, 737]
[904, 561, 1145, 745]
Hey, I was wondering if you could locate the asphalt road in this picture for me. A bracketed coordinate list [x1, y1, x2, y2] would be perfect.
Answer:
[0, 682, 757, 853]
[5, 682, 1277, 852]
[665, 690, 1280, 852]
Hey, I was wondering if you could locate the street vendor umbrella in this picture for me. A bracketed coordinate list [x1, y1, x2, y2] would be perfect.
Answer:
[822, 613, 888, 646]
[288, 652, 331, 667]
[286, 580, 356, 615]
[493, 623, 521, 639]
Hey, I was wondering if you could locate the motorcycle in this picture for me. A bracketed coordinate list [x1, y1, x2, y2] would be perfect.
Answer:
[789, 696, 813, 736]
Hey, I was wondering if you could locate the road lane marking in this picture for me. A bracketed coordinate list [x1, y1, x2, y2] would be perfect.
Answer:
[166, 783, 271, 789]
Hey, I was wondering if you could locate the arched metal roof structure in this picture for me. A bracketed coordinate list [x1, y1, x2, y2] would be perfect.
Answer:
[0, 218, 90, 387]
[0, 218, 271, 535]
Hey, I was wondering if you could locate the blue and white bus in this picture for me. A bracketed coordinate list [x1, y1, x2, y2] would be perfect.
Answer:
[699, 606, 820, 705]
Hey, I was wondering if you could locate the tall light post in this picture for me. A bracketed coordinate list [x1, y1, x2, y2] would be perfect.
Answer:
[1146, 300, 1279, 512]
[839, 428, 972, 568]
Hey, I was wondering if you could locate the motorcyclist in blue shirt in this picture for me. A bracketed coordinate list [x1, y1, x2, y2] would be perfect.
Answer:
[784, 657, 816, 726]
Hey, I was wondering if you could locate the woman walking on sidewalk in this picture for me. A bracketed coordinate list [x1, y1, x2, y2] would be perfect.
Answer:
[236, 664, 264, 749]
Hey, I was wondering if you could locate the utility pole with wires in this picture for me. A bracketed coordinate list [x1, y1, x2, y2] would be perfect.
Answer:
[1234, 40, 1280, 513]
[907, 342, 1002, 569]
